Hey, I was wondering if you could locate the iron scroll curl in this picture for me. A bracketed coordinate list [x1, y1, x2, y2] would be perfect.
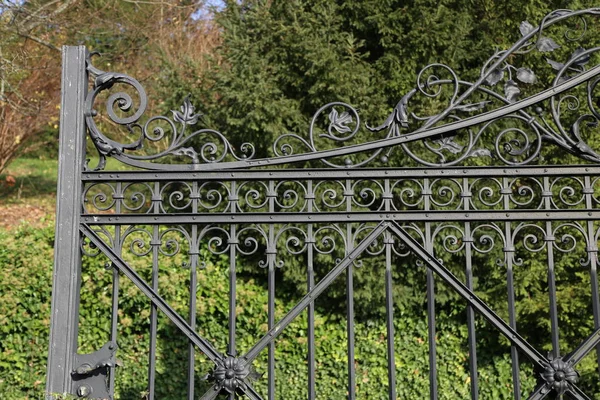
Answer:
[84, 8, 600, 171]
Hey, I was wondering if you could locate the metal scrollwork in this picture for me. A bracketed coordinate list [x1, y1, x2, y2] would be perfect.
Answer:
[85, 54, 254, 171]
[84, 9, 600, 171]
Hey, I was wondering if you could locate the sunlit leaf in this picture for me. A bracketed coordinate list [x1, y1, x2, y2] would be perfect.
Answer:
[546, 58, 565, 70]
[519, 21, 535, 36]
[328, 108, 352, 134]
[536, 36, 560, 52]
[468, 148, 492, 158]
[432, 134, 464, 154]
[516, 67, 536, 84]
[557, 75, 572, 85]
[570, 47, 590, 66]
[484, 69, 504, 86]
[172, 96, 200, 125]
[504, 80, 521, 103]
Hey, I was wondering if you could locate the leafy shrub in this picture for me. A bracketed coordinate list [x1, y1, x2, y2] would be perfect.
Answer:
[2, 224, 600, 399]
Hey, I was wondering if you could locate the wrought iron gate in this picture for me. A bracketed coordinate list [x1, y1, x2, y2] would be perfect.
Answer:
[47, 8, 600, 399]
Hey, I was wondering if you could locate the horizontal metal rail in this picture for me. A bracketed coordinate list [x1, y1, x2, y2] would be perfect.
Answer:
[81, 165, 600, 182]
[83, 209, 600, 225]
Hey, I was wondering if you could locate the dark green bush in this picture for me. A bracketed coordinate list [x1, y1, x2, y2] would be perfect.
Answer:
[2, 224, 600, 399]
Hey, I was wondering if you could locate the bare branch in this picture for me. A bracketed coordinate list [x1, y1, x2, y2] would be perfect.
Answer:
[13, 31, 60, 52]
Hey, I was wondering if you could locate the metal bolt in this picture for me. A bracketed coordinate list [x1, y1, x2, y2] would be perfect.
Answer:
[77, 385, 91, 397]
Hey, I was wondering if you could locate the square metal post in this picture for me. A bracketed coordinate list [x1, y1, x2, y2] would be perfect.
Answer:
[46, 45, 88, 399]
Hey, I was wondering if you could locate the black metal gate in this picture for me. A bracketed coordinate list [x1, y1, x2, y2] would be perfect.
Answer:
[47, 8, 600, 399]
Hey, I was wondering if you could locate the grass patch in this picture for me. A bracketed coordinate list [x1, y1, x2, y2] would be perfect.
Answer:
[0, 158, 58, 206]
[0, 156, 127, 206]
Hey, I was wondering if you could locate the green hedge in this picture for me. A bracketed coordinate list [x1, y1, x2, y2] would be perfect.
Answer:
[2, 224, 599, 398]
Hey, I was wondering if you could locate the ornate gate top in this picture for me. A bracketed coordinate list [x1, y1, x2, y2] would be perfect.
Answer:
[85, 8, 600, 171]
[47, 7, 600, 400]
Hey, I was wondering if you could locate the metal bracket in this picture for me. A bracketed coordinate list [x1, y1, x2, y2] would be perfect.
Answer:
[71, 341, 118, 398]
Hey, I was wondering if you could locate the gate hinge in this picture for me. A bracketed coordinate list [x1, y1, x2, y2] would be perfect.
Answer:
[71, 341, 119, 399]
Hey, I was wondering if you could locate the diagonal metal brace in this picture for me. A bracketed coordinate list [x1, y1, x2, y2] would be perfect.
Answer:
[196, 222, 388, 400]
[80, 224, 223, 364]
[243, 221, 388, 363]
[565, 327, 600, 366]
[387, 221, 548, 370]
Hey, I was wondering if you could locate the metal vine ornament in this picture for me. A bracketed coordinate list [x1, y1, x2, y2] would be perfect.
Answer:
[46, 7, 600, 400]
[84, 8, 600, 171]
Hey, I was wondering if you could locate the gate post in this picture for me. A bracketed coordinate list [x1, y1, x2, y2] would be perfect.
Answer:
[46, 46, 88, 399]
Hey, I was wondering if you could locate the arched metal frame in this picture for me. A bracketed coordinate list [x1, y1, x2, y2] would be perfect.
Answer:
[47, 8, 600, 400]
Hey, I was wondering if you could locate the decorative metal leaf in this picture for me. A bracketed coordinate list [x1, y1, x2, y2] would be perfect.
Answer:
[455, 101, 491, 112]
[468, 148, 492, 158]
[570, 47, 590, 66]
[171, 146, 199, 163]
[328, 108, 353, 134]
[519, 21, 535, 36]
[504, 80, 521, 103]
[557, 75, 572, 84]
[536, 36, 560, 52]
[484, 69, 504, 86]
[516, 67, 536, 84]
[546, 58, 565, 70]
[173, 96, 200, 125]
[432, 134, 463, 154]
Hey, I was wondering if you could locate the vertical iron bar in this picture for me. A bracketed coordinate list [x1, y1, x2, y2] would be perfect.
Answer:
[543, 177, 560, 359]
[385, 232, 397, 400]
[424, 178, 438, 399]
[346, 179, 356, 400]
[229, 181, 238, 400]
[584, 176, 600, 375]
[148, 182, 160, 399]
[188, 181, 199, 400]
[109, 182, 122, 395]
[383, 178, 397, 399]
[307, 180, 316, 400]
[46, 45, 88, 399]
[503, 177, 521, 400]
[463, 178, 478, 400]
[268, 180, 276, 400]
